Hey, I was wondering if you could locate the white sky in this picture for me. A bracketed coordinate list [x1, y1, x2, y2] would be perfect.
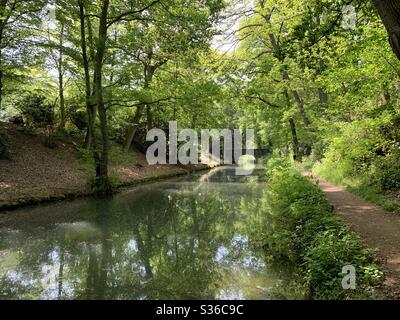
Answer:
[211, 0, 255, 54]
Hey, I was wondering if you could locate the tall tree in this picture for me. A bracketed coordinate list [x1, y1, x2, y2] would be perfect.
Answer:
[57, 22, 66, 129]
[120, 0, 224, 151]
[93, 0, 111, 193]
[89, 0, 166, 193]
[372, 0, 400, 60]
[0, 0, 46, 109]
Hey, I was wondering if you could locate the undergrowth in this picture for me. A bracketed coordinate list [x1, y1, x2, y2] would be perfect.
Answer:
[253, 157, 383, 299]
[77, 143, 136, 192]
[312, 118, 400, 214]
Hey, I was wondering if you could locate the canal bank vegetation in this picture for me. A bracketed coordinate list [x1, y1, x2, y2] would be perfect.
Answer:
[230, 0, 400, 220]
[249, 158, 383, 299]
[0, 0, 400, 201]
[312, 119, 400, 214]
[0, 0, 228, 196]
[0, 0, 400, 300]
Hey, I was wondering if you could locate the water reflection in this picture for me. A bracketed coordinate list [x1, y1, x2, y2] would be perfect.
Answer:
[0, 167, 277, 300]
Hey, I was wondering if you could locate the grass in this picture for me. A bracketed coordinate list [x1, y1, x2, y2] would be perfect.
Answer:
[77, 143, 138, 194]
[313, 162, 400, 214]
[78, 143, 136, 175]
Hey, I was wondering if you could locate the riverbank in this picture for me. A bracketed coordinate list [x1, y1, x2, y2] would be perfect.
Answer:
[251, 159, 383, 300]
[0, 123, 211, 211]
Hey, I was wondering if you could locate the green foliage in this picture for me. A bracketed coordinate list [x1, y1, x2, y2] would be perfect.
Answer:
[0, 0, 397, 299]
[304, 229, 382, 299]
[69, 108, 88, 131]
[254, 158, 382, 299]
[78, 144, 135, 177]
[91, 176, 118, 196]
[314, 114, 400, 211]
[109, 145, 135, 166]
[383, 201, 398, 213]
[371, 150, 400, 191]
[77, 147, 95, 177]
[16, 95, 55, 129]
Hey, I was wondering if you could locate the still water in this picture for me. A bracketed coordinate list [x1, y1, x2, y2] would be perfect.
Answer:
[0, 167, 280, 300]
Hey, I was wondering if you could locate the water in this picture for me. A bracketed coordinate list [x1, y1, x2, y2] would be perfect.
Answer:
[0, 167, 281, 300]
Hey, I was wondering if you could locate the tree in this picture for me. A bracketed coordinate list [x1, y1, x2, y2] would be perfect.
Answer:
[119, 0, 225, 151]
[92, 0, 111, 193]
[0, 0, 46, 109]
[372, 0, 400, 60]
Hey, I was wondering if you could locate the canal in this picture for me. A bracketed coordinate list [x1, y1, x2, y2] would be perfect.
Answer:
[0, 167, 284, 300]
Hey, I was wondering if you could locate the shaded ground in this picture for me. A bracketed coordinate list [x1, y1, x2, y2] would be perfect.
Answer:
[309, 174, 400, 299]
[0, 123, 207, 209]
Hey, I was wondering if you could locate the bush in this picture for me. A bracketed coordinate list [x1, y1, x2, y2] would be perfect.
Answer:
[304, 229, 382, 299]
[16, 94, 55, 129]
[371, 151, 400, 190]
[255, 158, 382, 299]
[383, 201, 398, 212]
[69, 108, 88, 131]
[315, 117, 400, 191]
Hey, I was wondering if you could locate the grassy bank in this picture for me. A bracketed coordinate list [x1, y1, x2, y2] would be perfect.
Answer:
[308, 119, 400, 214]
[250, 158, 383, 300]
[313, 163, 400, 214]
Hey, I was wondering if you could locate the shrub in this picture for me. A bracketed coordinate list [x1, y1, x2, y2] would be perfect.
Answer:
[315, 120, 384, 180]
[16, 94, 55, 129]
[304, 229, 382, 299]
[371, 151, 400, 190]
[109, 144, 134, 166]
[255, 158, 383, 299]
[383, 201, 398, 212]
[69, 108, 88, 131]
[315, 117, 400, 192]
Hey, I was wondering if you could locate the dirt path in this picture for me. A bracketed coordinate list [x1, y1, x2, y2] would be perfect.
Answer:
[311, 175, 400, 299]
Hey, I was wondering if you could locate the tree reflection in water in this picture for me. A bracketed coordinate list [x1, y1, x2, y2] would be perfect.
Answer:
[0, 168, 280, 300]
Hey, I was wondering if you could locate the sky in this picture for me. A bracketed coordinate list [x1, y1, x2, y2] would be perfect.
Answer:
[211, 0, 255, 54]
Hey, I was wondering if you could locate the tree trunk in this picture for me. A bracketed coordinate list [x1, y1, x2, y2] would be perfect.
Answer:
[0, 3, 6, 110]
[146, 105, 153, 131]
[373, 0, 400, 60]
[93, 0, 111, 193]
[0, 51, 3, 111]
[282, 70, 310, 128]
[124, 63, 155, 152]
[289, 118, 302, 162]
[124, 104, 144, 152]
[83, 5, 97, 149]
[318, 88, 328, 107]
[79, 1, 92, 148]
[79, 1, 100, 175]
[259, 2, 311, 155]
[58, 23, 66, 129]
